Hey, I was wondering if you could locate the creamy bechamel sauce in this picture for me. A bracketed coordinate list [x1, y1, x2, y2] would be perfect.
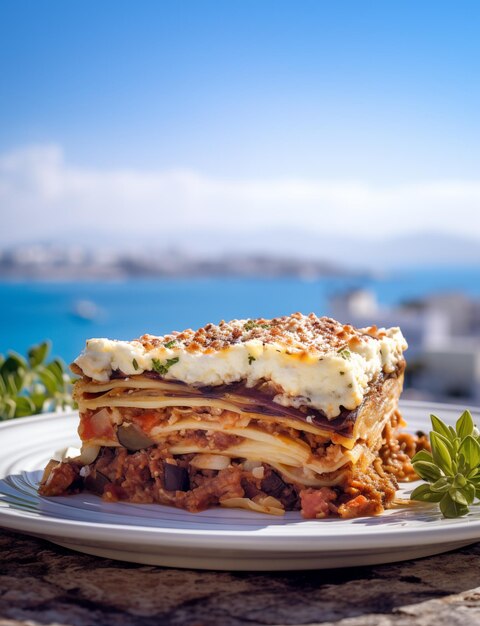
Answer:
[74, 313, 407, 418]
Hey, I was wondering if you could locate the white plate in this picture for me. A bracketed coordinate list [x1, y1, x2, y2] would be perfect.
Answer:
[1, 400, 480, 571]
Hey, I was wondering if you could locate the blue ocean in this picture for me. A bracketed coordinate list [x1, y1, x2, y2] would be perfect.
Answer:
[2, 267, 480, 363]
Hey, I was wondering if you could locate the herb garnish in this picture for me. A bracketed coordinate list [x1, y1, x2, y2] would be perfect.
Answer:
[151, 357, 180, 375]
[0, 341, 74, 420]
[164, 340, 177, 349]
[410, 411, 480, 518]
[338, 348, 351, 360]
[132, 358, 139, 371]
[243, 320, 271, 332]
[248, 355, 256, 365]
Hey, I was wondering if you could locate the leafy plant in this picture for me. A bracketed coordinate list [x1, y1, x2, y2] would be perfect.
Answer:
[411, 410, 480, 518]
[0, 342, 75, 420]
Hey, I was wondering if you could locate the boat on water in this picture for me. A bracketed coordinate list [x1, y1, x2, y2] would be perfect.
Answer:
[70, 300, 101, 321]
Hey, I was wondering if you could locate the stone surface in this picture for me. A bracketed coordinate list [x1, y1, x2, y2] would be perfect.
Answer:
[1, 529, 480, 626]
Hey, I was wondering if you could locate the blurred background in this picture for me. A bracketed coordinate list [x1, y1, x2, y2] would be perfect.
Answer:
[1, 0, 480, 405]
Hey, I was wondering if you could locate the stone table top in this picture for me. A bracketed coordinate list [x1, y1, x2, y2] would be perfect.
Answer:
[1, 531, 480, 626]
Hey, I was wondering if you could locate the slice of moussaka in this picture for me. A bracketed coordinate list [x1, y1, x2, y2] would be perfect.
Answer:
[39, 313, 419, 519]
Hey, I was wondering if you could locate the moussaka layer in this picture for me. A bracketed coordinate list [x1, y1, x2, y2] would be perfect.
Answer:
[39, 313, 419, 519]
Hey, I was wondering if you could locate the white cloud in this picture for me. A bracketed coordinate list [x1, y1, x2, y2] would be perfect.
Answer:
[1, 143, 480, 246]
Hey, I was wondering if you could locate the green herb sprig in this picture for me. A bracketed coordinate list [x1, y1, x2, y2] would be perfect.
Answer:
[151, 357, 180, 375]
[0, 342, 75, 420]
[243, 320, 271, 332]
[411, 410, 480, 518]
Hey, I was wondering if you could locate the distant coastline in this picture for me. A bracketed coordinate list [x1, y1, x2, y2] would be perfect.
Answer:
[0, 243, 360, 280]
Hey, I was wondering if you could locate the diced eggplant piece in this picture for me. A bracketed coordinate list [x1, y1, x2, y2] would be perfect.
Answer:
[84, 470, 110, 495]
[40, 459, 60, 485]
[38, 460, 81, 496]
[261, 471, 287, 498]
[117, 423, 154, 451]
[163, 462, 189, 492]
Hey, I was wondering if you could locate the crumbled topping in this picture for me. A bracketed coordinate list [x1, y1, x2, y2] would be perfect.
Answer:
[138, 313, 377, 356]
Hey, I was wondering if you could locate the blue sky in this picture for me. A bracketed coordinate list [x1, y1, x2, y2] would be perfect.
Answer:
[1, 1, 480, 248]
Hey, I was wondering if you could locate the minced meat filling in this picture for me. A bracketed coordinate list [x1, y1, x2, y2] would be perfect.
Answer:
[379, 410, 430, 481]
[38, 411, 428, 519]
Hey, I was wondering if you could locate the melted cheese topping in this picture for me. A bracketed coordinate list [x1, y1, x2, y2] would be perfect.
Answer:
[74, 313, 407, 418]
